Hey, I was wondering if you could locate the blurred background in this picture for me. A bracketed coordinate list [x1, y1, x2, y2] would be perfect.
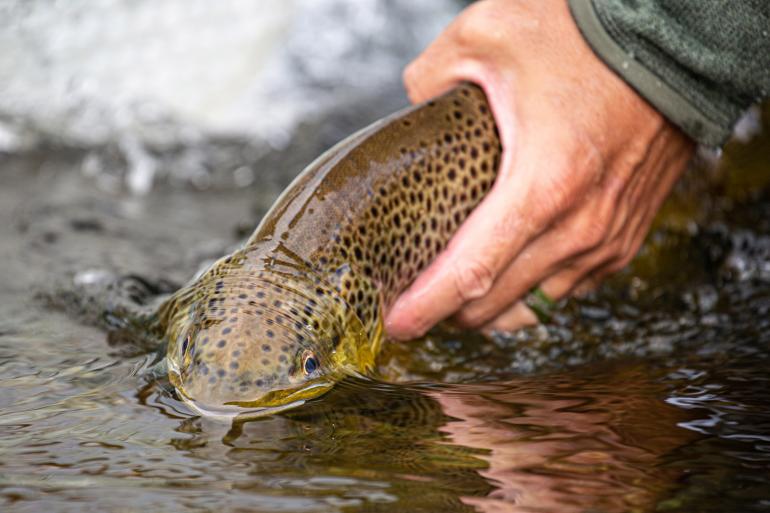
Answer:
[0, 0, 458, 193]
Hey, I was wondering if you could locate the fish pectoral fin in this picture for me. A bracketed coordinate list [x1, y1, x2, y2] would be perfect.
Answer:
[140, 353, 169, 381]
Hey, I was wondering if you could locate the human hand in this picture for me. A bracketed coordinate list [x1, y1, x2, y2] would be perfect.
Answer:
[385, 0, 695, 339]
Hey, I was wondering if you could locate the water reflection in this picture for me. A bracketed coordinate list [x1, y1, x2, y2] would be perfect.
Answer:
[140, 362, 701, 513]
[431, 365, 698, 512]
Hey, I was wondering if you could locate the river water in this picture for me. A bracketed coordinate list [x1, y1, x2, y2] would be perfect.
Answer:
[1, 2, 769, 512]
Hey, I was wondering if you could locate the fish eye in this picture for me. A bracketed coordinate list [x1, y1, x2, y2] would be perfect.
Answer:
[302, 350, 319, 375]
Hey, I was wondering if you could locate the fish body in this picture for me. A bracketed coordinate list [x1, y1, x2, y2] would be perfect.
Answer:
[158, 84, 501, 416]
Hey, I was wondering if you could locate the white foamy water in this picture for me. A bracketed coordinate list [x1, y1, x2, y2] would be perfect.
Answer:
[0, 0, 457, 155]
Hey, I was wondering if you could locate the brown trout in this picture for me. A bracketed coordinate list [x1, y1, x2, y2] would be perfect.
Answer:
[157, 83, 501, 417]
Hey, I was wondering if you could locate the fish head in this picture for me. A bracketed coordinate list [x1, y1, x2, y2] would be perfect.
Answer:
[166, 269, 374, 417]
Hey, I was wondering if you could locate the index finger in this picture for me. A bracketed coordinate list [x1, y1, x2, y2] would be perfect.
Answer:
[384, 178, 539, 340]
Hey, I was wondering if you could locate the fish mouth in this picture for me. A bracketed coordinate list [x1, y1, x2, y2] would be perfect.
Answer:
[175, 379, 335, 421]
[179, 394, 307, 421]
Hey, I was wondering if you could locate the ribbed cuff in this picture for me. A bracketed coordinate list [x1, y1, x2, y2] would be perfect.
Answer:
[568, 0, 730, 146]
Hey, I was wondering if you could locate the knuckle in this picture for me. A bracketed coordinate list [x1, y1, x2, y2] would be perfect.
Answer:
[606, 260, 626, 275]
[453, 2, 502, 47]
[607, 250, 636, 274]
[531, 178, 578, 225]
[454, 299, 499, 329]
[453, 307, 486, 329]
[453, 8, 485, 45]
[618, 245, 640, 268]
[487, 302, 537, 333]
[582, 222, 608, 249]
[568, 219, 609, 254]
[603, 236, 625, 259]
[536, 181, 572, 219]
[453, 259, 495, 302]
[402, 63, 422, 99]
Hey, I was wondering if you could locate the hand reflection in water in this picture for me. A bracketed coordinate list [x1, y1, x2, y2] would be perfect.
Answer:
[428, 364, 699, 513]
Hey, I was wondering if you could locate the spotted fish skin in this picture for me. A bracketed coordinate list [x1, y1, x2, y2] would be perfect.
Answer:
[158, 84, 501, 414]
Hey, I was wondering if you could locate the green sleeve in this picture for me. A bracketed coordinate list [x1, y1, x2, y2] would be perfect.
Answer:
[568, 0, 770, 147]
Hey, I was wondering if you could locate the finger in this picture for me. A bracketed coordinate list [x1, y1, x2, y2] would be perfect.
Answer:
[385, 178, 543, 341]
[481, 301, 536, 335]
[482, 266, 584, 333]
[454, 185, 619, 327]
[597, 141, 690, 279]
[572, 274, 603, 298]
[403, 39, 472, 104]
[402, 6, 490, 103]
[453, 242, 560, 329]
[474, 131, 690, 334]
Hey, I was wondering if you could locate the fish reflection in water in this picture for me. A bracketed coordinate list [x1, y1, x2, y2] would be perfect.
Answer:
[180, 362, 699, 512]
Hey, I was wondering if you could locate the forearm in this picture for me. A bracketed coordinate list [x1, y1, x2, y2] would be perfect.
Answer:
[569, 0, 770, 146]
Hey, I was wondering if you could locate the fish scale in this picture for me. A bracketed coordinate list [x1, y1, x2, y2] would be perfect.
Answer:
[157, 83, 502, 416]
